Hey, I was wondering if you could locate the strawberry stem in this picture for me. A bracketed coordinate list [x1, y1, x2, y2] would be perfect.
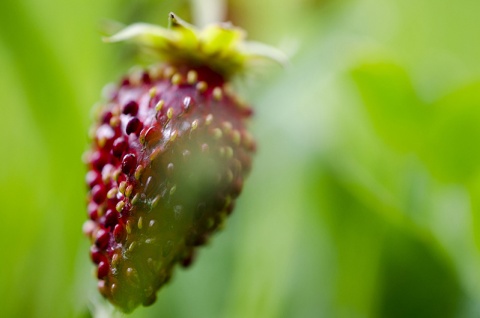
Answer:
[190, 0, 227, 27]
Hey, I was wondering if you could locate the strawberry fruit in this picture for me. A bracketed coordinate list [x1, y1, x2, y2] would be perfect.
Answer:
[83, 13, 284, 312]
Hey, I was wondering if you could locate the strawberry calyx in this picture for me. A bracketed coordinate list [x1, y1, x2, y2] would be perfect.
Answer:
[104, 13, 287, 78]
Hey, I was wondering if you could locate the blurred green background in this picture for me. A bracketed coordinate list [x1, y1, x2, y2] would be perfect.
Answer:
[2, 0, 480, 317]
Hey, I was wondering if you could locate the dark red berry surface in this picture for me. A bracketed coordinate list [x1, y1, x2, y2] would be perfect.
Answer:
[84, 64, 255, 312]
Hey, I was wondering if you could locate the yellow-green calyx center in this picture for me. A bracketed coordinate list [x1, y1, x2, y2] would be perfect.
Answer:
[105, 13, 286, 78]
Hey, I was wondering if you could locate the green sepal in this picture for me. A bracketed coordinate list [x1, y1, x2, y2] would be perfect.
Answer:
[104, 12, 286, 77]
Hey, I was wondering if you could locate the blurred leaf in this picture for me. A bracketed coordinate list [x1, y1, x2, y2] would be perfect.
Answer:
[315, 165, 388, 317]
[311, 160, 462, 317]
[421, 82, 480, 182]
[350, 61, 430, 153]
[375, 229, 461, 318]
[352, 61, 480, 183]
[466, 178, 480, 250]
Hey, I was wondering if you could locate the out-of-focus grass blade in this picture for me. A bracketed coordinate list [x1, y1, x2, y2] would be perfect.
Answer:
[0, 1, 110, 317]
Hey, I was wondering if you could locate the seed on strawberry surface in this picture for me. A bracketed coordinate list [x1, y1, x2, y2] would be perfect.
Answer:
[113, 223, 126, 242]
[126, 117, 142, 135]
[97, 261, 110, 279]
[123, 100, 139, 115]
[95, 228, 110, 250]
[112, 137, 127, 157]
[121, 154, 137, 175]
[91, 185, 106, 204]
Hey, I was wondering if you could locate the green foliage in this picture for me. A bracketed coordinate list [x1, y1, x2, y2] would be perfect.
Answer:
[352, 62, 480, 183]
[376, 230, 460, 318]
[312, 163, 461, 317]
[350, 62, 429, 153]
[423, 83, 480, 182]
[2, 0, 480, 317]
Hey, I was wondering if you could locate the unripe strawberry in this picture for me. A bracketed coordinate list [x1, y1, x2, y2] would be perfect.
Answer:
[83, 13, 284, 313]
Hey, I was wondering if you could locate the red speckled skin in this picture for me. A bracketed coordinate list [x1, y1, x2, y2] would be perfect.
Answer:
[84, 65, 255, 312]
